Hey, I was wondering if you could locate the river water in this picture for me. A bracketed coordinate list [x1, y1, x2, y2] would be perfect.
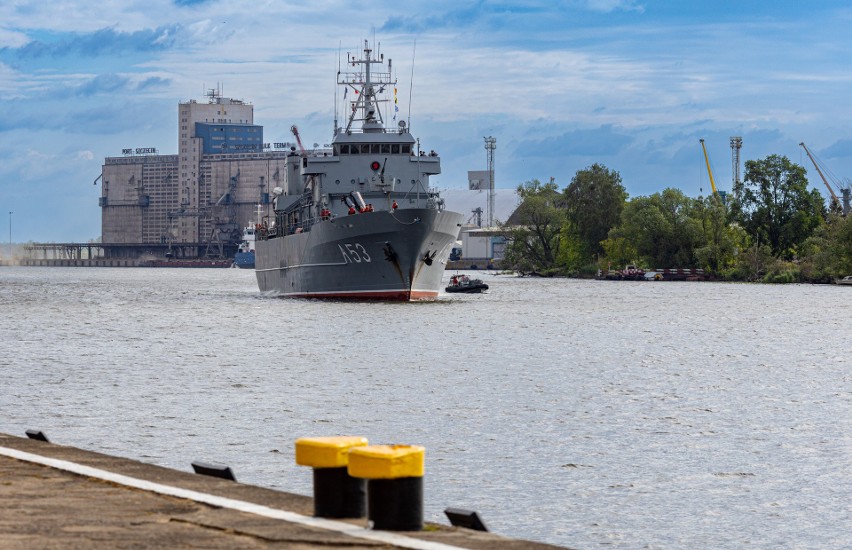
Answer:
[1, 267, 849, 548]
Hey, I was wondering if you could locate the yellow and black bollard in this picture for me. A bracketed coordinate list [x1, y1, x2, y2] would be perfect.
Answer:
[348, 444, 425, 531]
[295, 436, 369, 518]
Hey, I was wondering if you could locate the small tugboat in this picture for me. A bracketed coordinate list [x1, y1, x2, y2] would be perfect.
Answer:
[445, 273, 489, 293]
[234, 205, 264, 269]
[233, 225, 256, 269]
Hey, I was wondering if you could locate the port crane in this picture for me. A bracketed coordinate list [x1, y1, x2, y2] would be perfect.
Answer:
[290, 125, 307, 156]
[699, 139, 724, 204]
[798, 142, 849, 215]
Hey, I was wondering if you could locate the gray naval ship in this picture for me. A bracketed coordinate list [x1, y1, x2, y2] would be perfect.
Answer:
[255, 41, 463, 300]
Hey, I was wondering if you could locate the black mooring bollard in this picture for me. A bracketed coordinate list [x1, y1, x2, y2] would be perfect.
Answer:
[312, 466, 366, 518]
[366, 476, 423, 531]
[348, 444, 425, 531]
[295, 436, 369, 518]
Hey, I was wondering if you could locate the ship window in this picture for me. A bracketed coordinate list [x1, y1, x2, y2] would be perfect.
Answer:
[361, 144, 371, 154]
[371, 144, 380, 154]
[402, 144, 411, 154]
[381, 144, 390, 154]
[350, 145, 359, 155]
[340, 144, 350, 154]
[391, 144, 400, 154]
[335, 179, 341, 185]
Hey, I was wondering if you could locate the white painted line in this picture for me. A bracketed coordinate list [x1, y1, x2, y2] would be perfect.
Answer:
[0, 446, 467, 550]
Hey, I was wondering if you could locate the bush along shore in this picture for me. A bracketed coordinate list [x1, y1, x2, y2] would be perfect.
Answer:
[500, 159, 851, 284]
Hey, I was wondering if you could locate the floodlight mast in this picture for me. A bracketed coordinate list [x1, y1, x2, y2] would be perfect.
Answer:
[730, 136, 742, 198]
[484, 137, 496, 227]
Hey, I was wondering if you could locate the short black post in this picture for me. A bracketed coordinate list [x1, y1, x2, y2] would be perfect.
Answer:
[367, 476, 423, 531]
[348, 444, 425, 531]
[295, 436, 369, 519]
[313, 467, 366, 518]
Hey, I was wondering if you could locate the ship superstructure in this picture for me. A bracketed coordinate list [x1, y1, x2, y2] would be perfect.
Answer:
[254, 41, 463, 299]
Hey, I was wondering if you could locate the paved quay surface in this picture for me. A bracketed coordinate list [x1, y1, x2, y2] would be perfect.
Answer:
[0, 433, 567, 549]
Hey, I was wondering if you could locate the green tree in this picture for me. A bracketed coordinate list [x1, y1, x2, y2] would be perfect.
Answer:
[799, 213, 852, 280]
[691, 196, 743, 273]
[733, 242, 776, 282]
[608, 188, 701, 268]
[502, 179, 565, 275]
[555, 224, 587, 273]
[599, 235, 636, 270]
[562, 164, 627, 261]
[731, 155, 826, 258]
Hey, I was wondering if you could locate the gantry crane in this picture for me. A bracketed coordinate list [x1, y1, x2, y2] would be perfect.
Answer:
[699, 139, 724, 204]
[290, 125, 307, 156]
[799, 142, 844, 213]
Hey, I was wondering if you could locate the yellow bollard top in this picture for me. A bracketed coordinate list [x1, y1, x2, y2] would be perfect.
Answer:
[295, 436, 369, 468]
[347, 444, 425, 479]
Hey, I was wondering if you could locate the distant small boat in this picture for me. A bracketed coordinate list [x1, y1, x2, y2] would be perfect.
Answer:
[837, 275, 852, 286]
[234, 225, 256, 269]
[446, 274, 489, 293]
[235, 205, 262, 269]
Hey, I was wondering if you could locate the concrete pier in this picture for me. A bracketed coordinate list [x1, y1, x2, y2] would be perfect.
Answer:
[0, 433, 566, 549]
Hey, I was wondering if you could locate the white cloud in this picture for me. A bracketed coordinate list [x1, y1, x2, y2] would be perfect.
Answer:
[582, 0, 645, 13]
[0, 27, 30, 48]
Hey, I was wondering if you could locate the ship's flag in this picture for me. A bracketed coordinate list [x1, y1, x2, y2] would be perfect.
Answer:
[393, 87, 398, 120]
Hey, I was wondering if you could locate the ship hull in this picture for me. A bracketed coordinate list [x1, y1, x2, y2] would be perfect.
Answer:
[233, 251, 255, 269]
[255, 208, 462, 300]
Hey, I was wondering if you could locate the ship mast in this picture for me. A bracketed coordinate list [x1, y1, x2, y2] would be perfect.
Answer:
[340, 40, 395, 134]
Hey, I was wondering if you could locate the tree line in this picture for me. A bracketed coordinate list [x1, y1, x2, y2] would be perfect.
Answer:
[502, 156, 852, 282]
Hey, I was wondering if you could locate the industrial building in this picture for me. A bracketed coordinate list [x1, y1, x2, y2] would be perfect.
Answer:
[99, 89, 300, 260]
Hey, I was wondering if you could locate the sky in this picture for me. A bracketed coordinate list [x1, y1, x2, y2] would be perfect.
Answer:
[3, 0, 852, 242]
